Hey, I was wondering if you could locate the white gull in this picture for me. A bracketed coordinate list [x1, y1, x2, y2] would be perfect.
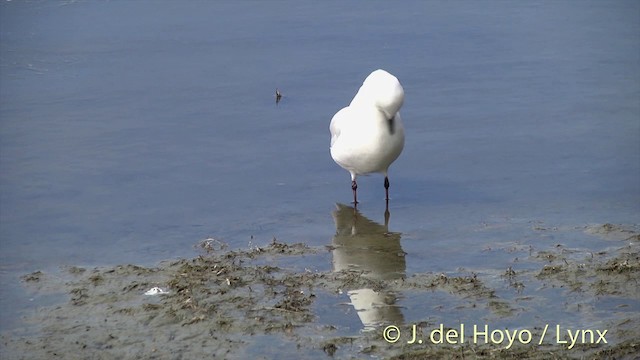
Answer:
[329, 69, 405, 204]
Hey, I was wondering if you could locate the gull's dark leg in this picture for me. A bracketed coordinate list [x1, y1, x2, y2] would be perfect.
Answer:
[351, 180, 358, 205]
[384, 176, 390, 200]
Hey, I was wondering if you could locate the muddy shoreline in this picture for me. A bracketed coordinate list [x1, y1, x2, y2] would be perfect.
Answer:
[1, 223, 639, 359]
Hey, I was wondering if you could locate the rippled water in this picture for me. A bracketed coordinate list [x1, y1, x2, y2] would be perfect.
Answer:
[1, 0, 638, 338]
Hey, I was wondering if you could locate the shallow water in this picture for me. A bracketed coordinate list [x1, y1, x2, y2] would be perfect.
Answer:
[1, 0, 638, 343]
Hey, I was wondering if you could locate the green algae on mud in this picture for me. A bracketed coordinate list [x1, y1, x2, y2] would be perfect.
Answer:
[2, 224, 639, 359]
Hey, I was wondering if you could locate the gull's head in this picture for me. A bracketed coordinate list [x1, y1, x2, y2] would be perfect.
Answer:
[350, 69, 404, 119]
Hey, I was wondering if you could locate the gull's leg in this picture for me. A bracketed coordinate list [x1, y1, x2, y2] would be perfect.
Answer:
[351, 180, 358, 205]
[384, 176, 390, 201]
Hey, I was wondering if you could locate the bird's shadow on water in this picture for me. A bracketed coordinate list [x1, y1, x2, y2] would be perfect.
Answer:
[330, 203, 406, 330]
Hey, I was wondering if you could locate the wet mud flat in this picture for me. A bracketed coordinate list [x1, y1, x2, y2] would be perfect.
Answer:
[1, 224, 639, 359]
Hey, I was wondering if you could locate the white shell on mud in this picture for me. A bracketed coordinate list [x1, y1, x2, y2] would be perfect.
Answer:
[144, 287, 169, 296]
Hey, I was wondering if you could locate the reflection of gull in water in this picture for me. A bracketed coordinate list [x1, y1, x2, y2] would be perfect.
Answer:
[331, 203, 406, 330]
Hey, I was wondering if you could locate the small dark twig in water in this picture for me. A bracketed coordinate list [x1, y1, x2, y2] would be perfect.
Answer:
[275, 88, 282, 104]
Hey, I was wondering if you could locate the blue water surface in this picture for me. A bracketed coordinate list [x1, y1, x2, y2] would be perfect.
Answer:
[1, 0, 638, 336]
